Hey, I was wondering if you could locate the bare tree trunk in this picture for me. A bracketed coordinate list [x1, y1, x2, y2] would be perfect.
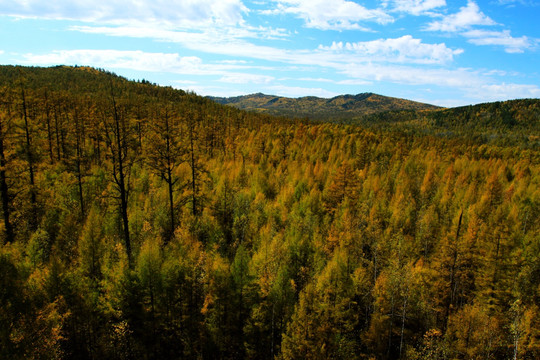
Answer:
[43, 92, 54, 163]
[0, 117, 14, 243]
[399, 293, 408, 359]
[387, 291, 395, 358]
[19, 74, 37, 231]
[164, 114, 175, 240]
[188, 118, 198, 216]
[54, 105, 62, 161]
[74, 111, 85, 219]
[108, 86, 132, 266]
[444, 210, 463, 332]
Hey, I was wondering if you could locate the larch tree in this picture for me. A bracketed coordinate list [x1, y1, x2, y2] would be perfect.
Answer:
[18, 72, 38, 231]
[145, 103, 184, 242]
[102, 83, 135, 266]
[0, 89, 15, 243]
[185, 106, 205, 217]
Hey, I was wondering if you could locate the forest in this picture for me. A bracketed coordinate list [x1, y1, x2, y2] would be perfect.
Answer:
[209, 92, 439, 120]
[0, 65, 539, 359]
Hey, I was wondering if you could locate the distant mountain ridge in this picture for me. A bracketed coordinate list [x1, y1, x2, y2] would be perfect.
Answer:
[209, 92, 440, 120]
[210, 91, 540, 147]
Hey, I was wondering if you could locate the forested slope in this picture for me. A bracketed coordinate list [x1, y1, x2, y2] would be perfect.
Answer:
[1, 65, 539, 359]
[357, 99, 540, 148]
[210, 92, 439, 120]
[213, 91, 540, 149]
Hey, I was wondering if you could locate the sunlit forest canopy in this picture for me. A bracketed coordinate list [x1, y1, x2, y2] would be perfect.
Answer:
[0, 65, 539, 359]
[212, 91, 540, 149]
[209, 92, 441, 120]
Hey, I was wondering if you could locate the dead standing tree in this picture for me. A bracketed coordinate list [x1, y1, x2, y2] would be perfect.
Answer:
[102, 83, 135, 266]
[185, 106, 206, 217]
[0, 88, 15, 243]
[145, 103, 184, 243]
[18, 71, 38, 232]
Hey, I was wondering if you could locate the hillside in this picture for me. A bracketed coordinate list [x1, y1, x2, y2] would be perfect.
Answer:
[426, 99, 540, 131]
[1, 65, 539, 360]
[353, 99, 540, 148]
[210, 92, 440, 120]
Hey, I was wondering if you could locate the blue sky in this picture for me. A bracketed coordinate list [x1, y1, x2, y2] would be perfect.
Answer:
[0, 0, 539, 106]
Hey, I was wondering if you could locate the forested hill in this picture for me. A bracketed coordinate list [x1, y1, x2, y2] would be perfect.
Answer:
[210, 92, 440, 120]
[426, 99, 540, 131]
[358, 98, 540, 130]
[354, 98, 540, 148]
[1, 65, 540, 360]
[0, 65, 285, 123]
[212, 91, 540, 136]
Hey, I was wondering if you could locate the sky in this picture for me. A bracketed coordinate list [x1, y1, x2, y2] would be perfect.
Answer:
[0, 0, 539, 107]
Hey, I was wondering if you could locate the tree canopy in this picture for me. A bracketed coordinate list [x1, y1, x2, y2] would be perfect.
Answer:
[0, 65, 539, 359]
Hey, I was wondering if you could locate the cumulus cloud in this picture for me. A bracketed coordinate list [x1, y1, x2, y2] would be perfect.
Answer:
[265, 0, 393, 30]
[72, 25, 462, 70]
[318, 35, 463, 64]
[0, 0, 248, 27]
[463, 29, 533, 53]
[384, 0, 446, 15]
[426, 1, 495, 32]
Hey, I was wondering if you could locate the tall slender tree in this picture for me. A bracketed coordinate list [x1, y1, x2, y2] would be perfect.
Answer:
[186, 106, 204, 217]
[102, 82, 134, 265]
[0, 89, 14, 243]
[18, 71, 38, 231]
[145, 103, 184, 242]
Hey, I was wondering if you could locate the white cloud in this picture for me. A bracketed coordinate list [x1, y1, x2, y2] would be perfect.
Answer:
[69, 25, 339, 67]
[482, 69, 508, 77]
[340, 63, 540, 104]
[20, 49, 255, 75]
[266, 0, 393, 30]
[219, 73, 275, 84]
[318, 35, 463, 64]
[267, 85, 340, 98]
[217, 60, 249, 65]
[0, 0, 248, 27]
[341, 63, 486, 88]
[295, 77, 373, 85]
[21, 49, 283, 92]
[73, 25, 463, 69]
[173, 80, 197, 85]
[297, 77, 339, 83]
[384, 0, 446, 15]
[469, 83, 540, 101]
[423, 2, 534, 53]
[462, 29, 533, 53]
[178, 84, 240, 97]
[496, 0, 538, 6]
[71, 22, 288, 48]
[336, 79, 373, 86]
[426, 1, 495, 32]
